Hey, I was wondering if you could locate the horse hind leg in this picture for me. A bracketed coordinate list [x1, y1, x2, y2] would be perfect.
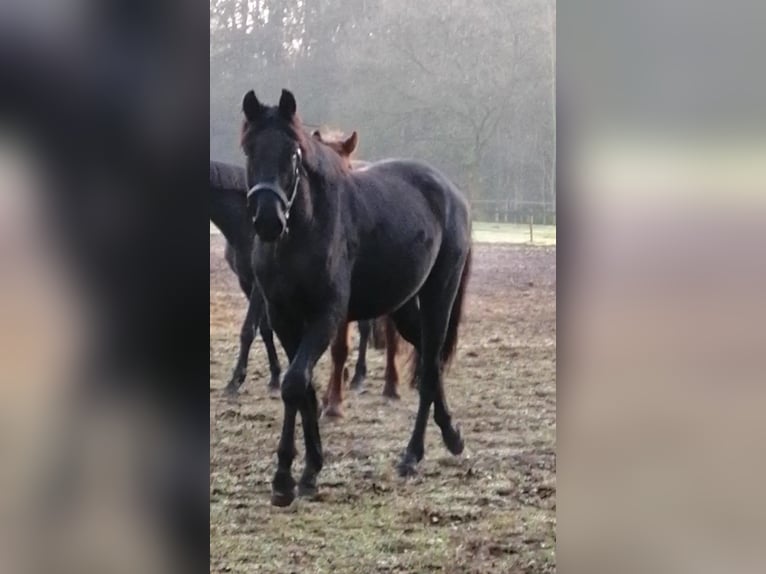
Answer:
[322, 322, 349, 418]
[225, 285, 263, 395]
[389, 298, 423, 390]
[371, 317, 387, 349]
[397, 252, 467, 476]
[382, 316, 401, 399]
[350, 320, 370, 392]
[225, 313, 254, 395]
[422, 252, 468, 455]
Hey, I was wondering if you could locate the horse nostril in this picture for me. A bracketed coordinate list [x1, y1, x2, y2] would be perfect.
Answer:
[258, 223, 282, 241]
[252, 212, 285, 242]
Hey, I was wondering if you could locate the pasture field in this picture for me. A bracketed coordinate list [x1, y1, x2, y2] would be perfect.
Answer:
[211, 221, 557, 247]
[472, 222, 556, 246]
[210, 235, 556, 573]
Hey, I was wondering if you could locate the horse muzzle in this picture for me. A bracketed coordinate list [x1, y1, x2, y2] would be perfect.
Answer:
[247, 182, 291, 242]
[251, 201, 286, 242]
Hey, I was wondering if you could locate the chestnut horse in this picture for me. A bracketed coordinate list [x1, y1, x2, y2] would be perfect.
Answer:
[311, 129, 404, 417]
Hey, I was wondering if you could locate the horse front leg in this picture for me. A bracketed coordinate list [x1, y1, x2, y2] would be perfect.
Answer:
[267, 315, 302, 507]
[257, 310, 282, 392]
[274, 309, 344, 504]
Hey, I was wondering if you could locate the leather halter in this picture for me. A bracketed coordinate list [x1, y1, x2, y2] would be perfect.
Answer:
[246, 147, 303, 232]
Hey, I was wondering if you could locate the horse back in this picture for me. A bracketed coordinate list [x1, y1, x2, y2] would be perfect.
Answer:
[341, 160, 470, 319]
[344, 159, 469, 249]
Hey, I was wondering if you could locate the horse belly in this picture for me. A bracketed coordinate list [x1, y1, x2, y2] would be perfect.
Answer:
[347, 246, 436, 320]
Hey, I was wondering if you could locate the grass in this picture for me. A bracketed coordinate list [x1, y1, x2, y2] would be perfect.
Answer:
[210, 239, 556, 573]
[471, 222, 556, 246]
[211, 221, 557, 246]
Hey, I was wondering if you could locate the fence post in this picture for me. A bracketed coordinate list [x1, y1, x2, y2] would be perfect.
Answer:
[528, 215, 534, 243]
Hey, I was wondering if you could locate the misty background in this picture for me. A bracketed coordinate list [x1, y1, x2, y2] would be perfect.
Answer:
[210, 0, 556, 223]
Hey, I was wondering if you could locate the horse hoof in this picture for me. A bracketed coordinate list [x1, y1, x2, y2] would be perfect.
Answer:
[223, 383, 240, 398]
[321, 404, 344, 418]
[267, 384, 281, 398]
[267, 377, 280, 392]
[297, 481, 318, 500]
[445, 425, 464, 455]
[272, 471, 296, 506]
[349, 375, 366, 392]
[396, 451, 421, 477]
[270, 489, 295, 507]
[396, 460, 419, 478]
[382, 388, 400, 400]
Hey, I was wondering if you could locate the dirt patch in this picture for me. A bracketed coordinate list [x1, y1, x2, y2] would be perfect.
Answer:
[210, 236, 556, 573]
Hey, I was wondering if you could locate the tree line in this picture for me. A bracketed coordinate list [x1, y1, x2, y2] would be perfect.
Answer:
[211, 0, 555, 219]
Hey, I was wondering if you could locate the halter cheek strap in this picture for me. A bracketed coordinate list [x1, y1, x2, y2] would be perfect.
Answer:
[246, 147, 303, 230]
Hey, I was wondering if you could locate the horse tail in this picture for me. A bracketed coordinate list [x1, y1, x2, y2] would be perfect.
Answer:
[441, 247, 472, 370]
[371, 317, 387, 350]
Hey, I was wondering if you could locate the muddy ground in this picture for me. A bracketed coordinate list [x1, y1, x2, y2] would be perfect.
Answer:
[210, 235, 556, 573]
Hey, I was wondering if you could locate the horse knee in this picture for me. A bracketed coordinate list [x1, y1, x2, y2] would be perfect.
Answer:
[277, 444, 297, 464]
[417, 380, 435, 402]
[281, 371, 307, 404]
[240, 323, 255, 344]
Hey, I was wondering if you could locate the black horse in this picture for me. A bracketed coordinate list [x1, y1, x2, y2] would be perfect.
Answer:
[210, 159, 378, 397]
[240, 89, 472, 506]
[210, 160, 281, 392]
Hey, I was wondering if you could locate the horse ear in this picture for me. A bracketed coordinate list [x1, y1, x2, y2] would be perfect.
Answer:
[312, 129, 323, 141]
[242, 90, 263, 122]
[342, 131, 358, 155]
[278, 89, 297, 119]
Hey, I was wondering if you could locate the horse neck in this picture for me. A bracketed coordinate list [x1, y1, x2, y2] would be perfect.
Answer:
[210, 187, 253, 254]
[286, 141, 346, 235]
[297, 170, 346, 239]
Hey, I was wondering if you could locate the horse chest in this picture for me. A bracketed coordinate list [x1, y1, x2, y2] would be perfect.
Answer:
[254, 250, 333, 312]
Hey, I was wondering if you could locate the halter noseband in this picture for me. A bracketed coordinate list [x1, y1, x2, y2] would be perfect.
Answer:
[246, 147, 303, 232]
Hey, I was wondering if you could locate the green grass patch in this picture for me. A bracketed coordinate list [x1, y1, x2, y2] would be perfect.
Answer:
[472, 221, 556, 245]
